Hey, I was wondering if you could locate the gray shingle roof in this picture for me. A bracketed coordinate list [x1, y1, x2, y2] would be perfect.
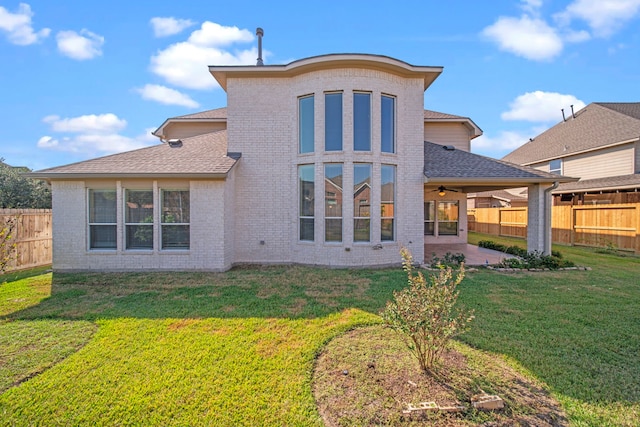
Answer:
[469, 189, 528, 201]
[597, 102, 640, 120]
[503, 102, 640, 165]
[554, 173, 640, 193]
[30, 130, 239, 178]
[424, 141, 568, 182]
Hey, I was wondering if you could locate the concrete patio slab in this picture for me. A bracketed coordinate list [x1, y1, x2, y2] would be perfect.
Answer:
[425, 243, 514, 266]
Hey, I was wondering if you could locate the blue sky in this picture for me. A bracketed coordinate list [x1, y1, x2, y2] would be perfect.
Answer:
[1, 0, 639, 170]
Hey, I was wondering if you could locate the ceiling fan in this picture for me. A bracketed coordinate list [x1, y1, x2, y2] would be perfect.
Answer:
[432, 186, 459, 197]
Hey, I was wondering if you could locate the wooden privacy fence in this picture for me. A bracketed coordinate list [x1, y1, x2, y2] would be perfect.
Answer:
[468, 203, 640, 254]
[1, 209, 52, 271]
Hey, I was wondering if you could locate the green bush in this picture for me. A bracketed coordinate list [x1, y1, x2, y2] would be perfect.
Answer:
[428, 251, 465, 269]
[381, 248, 474, 372]
[480, 240, 574, 270]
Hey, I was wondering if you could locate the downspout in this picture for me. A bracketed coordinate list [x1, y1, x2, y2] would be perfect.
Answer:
[543, 181, 559, 255]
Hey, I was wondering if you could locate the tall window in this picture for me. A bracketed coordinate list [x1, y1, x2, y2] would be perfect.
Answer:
[299, 95, 314, 154]
[299, 165, 315, 241]
[381, 95, 395, 153]
[161, 190, 190, 249]
[438, 201, 459, 235]
[325, 92, 343, 151]
[549, 159, 562, 174]
[125, 190, 154, 249]
[381, 165, 395, 241]
[88, 189, 116, 249]
[354, 164, 371, 242]
[353, 92, 371, 151]
[424, 201, 435, 236]
[325, 163, 343, 242]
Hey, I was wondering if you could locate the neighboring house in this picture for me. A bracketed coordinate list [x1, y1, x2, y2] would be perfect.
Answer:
[467, 188, 528, 208]
[503, 102, 640, 205]
[31, 53, 570, 272]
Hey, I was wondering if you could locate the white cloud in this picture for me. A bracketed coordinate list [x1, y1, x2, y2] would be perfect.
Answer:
[555, 0, 640, 37]
[150, 17, 195, 37]
[521, 0, 543, 15]
[501, 91, 586, 122]
[472, 130, 533, 154]
[43, 113, 127, 134]
[136, 84, 200, 108]
[150, 22, 258, 90]
[56, 29, 104, 60]
[482, 15, 563, 61]
[0, 3, 50, 45]
[187, 21, 253, 47]
[36, 135, 58, 148]
[39, 113, 154, 156]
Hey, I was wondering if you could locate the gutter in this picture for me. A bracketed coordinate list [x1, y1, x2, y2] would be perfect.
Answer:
[543, 181, 559, 255]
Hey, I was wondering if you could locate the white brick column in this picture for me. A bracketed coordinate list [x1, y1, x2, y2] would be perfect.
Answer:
[527, 183, 554, 255]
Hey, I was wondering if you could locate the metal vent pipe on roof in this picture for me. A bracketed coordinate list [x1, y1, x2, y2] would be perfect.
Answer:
[256, 27, 264, 66]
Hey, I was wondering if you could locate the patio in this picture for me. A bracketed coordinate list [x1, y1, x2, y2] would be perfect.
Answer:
[425, 243, 513, 266]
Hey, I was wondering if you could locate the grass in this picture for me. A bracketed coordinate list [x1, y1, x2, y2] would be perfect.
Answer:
[0, 239, 639, 426]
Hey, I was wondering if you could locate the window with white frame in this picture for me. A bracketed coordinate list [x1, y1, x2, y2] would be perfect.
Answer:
[438, 201, 459, 236]
[549, 159, 562, 174]
[324, 163, 343, 242]
[381, 95, 395, 153]
[88, 189, 116, 249]
[299, 165, 315, 241]
[299, 95, 314, 154]
[125, 189, 154, 250]
[381, 165, 395, 241]
[161, 190, 190, 249]
[353, 92, 371, 151]
[424, 201, 435, 236]
[325, 92, 343, 151]
[353, 163, 371, 242]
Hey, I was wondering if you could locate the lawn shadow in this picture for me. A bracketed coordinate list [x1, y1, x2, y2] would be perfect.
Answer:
[7, 266, 406, 321]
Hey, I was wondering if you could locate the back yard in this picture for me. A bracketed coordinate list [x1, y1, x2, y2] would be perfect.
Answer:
[0, 233, 638, 426]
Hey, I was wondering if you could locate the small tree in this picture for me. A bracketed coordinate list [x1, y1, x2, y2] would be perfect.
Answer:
[0, 215, 18, 275]
[381, 247, 474, 372]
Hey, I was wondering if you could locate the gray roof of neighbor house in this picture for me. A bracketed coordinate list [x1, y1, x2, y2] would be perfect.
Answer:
[503, 102, 640, 165]
[468, 189, 528, 202]
[29, 130, 240, 179]
[553, 173, 640, 194]
[424, 141, 575, 191]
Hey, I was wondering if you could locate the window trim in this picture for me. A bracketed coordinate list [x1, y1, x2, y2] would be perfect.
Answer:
[87, 189, 117, 251]
[381, 164, 396, 241]
[353, 163, 371, 242]
[160, 189, 190, 250]
[324, 92, 343, 152]
[381, 94, 396, 154]
[324, 163, 343, 242]
[353, 92, 372, 152]
[298, 94, 315, 154]
[124, 189, 155, 251]
[549, 159, 562, 175]
[299, 164, 315, 242]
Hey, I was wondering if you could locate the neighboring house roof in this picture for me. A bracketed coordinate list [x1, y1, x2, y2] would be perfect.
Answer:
[153, 107, 227, 137]
[467, 189, 528, 202]
[424, 141, 575, 191]
[209, 53, 443, 91]
[553, 173, 640, 194]
[424, 109, 483, 139]
[502, 102, 640, 165]
[30, 131, 240, 180]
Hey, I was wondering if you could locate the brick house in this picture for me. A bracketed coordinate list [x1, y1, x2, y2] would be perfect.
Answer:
[32, 53, 570, 271]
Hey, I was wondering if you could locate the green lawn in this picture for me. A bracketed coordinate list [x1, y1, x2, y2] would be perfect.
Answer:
[0, 239, 638, 426]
